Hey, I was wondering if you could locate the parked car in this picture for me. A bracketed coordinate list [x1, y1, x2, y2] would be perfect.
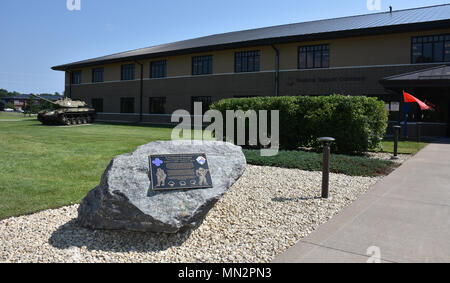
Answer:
[4, 108, 14, 112]
[15, 109, 24, 113]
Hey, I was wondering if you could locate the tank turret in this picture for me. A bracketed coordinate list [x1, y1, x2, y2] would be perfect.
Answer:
[31, 94, 96, 126]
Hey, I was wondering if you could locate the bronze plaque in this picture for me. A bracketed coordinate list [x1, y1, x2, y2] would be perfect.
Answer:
[149, 153, 213, 191]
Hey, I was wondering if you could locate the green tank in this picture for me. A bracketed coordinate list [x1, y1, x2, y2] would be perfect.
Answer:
[31, 94, 96, 126]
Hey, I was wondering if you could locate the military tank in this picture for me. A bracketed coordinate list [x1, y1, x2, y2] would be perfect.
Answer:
[31, 94, 96, 126]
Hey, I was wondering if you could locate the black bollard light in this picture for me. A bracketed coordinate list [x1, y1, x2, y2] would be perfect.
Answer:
[417, 122, 422, 143]
[392, 125, 401, 160]
[319, 137, 335, 199]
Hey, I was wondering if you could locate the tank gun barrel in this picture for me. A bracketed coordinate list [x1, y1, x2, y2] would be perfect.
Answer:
[30, 94, 57, 105]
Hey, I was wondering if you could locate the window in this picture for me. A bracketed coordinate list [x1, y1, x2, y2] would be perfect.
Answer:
[71, 70, 82, 84]
[322, 47, 330, 68]
[192, 55, 213, 75]
[298, 45, 330, 69]
[412, 34, 450, 63]
[150, 60, 167, 78]
[121, 64, 135, 80]
[120, 97, 135, 113]
[92, 68, 104, 83]
[385, 101, 400, 112]
[91, 98, 104, 113]
[446, 37, 450, 62]
[191, 96, 212, 114]
[434, 41, 444, 62]
[149, 97, 166, 114]
[235, 51, 260, 73]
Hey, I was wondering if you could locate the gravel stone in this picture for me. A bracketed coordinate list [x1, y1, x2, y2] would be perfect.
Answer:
[0, 165, 380, 263]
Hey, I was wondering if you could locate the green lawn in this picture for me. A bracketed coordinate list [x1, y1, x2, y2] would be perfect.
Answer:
[378, 140, 428, 155]
[0, 115, 176, 219]
[0, 112, 36, 121]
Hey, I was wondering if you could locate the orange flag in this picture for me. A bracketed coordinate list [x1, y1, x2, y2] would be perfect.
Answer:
[403, 91, 430, 110]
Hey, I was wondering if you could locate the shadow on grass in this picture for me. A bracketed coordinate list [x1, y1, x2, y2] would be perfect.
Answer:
[95, 121, 176, 129]
[30, 124, 94, 127]
[28, 121, 175, 130]
[49, 219, 195, 253]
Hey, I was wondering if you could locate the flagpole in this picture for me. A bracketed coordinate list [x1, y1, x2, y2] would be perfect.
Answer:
[399, 89, 403, 126]
[402, 90, 408, 138]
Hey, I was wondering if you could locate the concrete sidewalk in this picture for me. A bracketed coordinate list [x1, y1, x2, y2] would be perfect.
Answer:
[274, 141, 450, 263]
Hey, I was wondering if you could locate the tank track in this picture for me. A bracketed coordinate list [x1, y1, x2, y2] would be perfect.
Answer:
[38, 113, 96, 126]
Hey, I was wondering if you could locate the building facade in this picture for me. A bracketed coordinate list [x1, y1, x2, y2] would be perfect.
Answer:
[2, 95, 63, 111]
[2, 95, 29, 110]
[53, 5, 450, 136]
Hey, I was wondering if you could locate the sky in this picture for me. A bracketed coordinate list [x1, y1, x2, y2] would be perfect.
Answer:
[0, 0, 449, 94]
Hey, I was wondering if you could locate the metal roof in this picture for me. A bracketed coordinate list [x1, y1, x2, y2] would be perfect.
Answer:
[380, 65, 450, 87]
[52, 4, 450, 71]
[3, 94, 63, 101]
[2, 94, 30, 100]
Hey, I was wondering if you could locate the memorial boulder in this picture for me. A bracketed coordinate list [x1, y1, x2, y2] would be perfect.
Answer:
[77, 140, 246, 233]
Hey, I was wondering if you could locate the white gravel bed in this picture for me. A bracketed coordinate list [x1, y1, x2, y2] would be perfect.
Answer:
[0, 165, 381, 263]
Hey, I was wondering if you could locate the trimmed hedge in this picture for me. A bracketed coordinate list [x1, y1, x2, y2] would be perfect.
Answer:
[209, 95, 388, 154]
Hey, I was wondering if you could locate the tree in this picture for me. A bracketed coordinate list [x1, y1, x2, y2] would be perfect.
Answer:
[0, 89, 21, 98]
[24, 95, 39, 116]
[0, 89, 9, 98]
[5, 102, 14, 110]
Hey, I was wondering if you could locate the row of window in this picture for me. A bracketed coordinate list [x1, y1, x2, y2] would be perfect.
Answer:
[71, 33, 450, 85]
[91, 96, 213, 115]
[70, 47, 328, 84]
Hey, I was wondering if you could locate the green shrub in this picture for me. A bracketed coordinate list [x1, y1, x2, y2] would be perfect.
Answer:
[244, 149, 396, 177]
[210, 95, 388, 154]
